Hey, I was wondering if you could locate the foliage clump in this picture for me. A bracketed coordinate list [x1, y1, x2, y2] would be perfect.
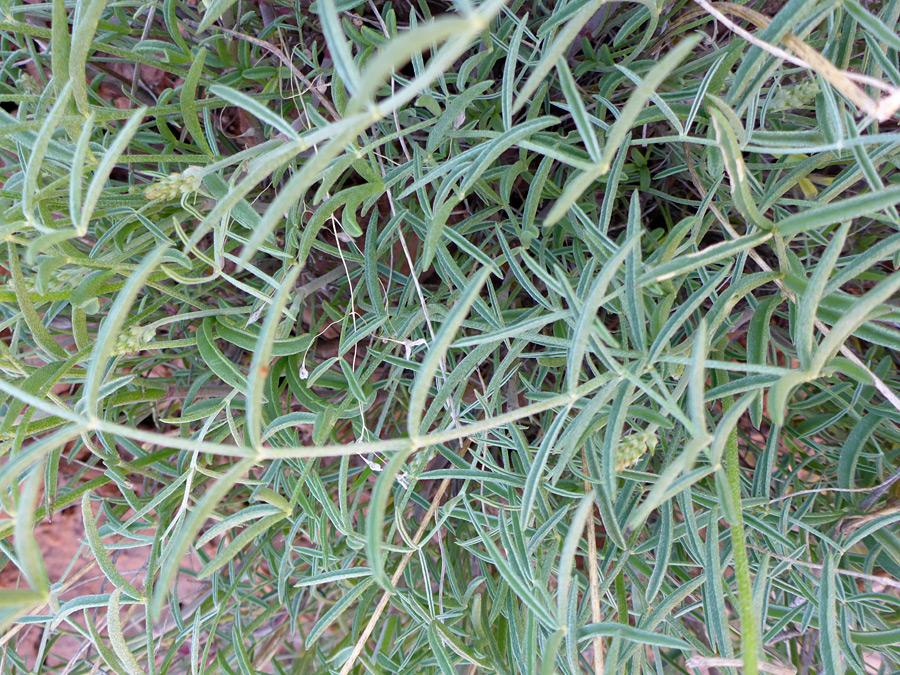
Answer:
[2, 0, 900, 673]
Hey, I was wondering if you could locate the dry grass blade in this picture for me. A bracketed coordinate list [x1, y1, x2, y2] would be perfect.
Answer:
[691, 0, 900, 120]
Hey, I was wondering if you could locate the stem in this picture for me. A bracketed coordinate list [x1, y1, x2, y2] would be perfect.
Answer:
[582, 447, 604, 674]
[615, 567, 628, 625]
[722, 395, 759, 675]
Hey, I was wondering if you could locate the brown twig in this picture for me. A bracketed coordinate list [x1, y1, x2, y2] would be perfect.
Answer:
[582, 446, 604, 675]
[689, 0, 900, 121]
[744, 544, 900, 590]
[686, 656, 797, 675]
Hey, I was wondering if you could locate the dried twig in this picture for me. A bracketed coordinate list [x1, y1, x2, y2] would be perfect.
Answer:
[582, 446, 604, 675]
[691, 0, 900, 122]
[687, 656, 796, 675]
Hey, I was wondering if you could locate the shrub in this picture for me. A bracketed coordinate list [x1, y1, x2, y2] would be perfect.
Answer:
[2, 0, 900, 673]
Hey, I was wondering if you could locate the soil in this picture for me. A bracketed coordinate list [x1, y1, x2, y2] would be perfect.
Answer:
[0, 493, 205, 670]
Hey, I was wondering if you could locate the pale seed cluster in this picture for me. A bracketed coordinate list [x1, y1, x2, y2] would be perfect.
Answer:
[769, 79, 820, 112]
[114, 324, 156, 354]
[143, 166, 203, 201]
[615, 429, 658, 472]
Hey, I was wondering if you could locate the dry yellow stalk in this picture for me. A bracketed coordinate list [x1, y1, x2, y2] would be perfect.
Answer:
[681, 0, 900, 122]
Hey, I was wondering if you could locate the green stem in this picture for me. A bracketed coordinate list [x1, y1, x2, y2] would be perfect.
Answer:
[722, 395, 758, 675]
[615, 566, 629, 625]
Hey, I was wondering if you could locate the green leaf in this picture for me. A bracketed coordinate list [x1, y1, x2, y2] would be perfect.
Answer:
[245, 263, 303, 448]
[81, 493, 144, 599]
[521, 410, 568, 530]
[708, 390, 757, 466]
[639, 232, 772, 285]
[84, 607, 130, 675]
[351, 16, 471, 113]
[209, 85, 299, 141]
[704, 508, 733, 658]
[709, 106, 774, 231]
[648, 265, 732, 364]
[645, 499, 672, 604]
[6, 242, 68, 360]
[0, 588, 47, 609]
[196, 319, 248, 392]
[514, 0, 612, 114]
[79, 106, 147, 236]
[408, 266, 491, 436]
[837, 415, 883, 491]
[556, 58, 601, 163]
[364, 442, 414, 591]
[236, 122, 362, 266]
[502, 13, 528, 130]
[294, 567, 372, 587]
[747, 295, 782, 427]
[84, 245, 170, 418]
[426, 80, 493, 154]
[50, 0, 71, 96]
[198, 513, 287, 578]
[68, 112, 95, 234]
[688, 320, 709, 439]
[195, 504, 284, 548]
[22, 81, 73, 225]
[557, 491, 594, 626]
[843, 0, 900, 52]
[795, 223, 850, 370]
[767, 370, 810, 428]
[69, 0, 109, 114]
[568, 235, 639, 392]
[819, 552, 845, 675]
[14, 462, 49, 597]
[779, 185, 900, 237]
[197, 0, 238, 32]
[459, 117, 558, 196]
[540, 627, 566, 675]
[464, 502, 557, 628]
[577, 622, 690, 650]
[107, 589, 146, 675]
[545, 33, 701, 227]
[306, 579, 375, 646]
[151, 458, 255, 618]
[318, 0, 362, 96]
[181, 48, 213, 155]
[811, 269, 900, 373]
[299, 183, 382, 264]
[624, 191, 647, 351]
